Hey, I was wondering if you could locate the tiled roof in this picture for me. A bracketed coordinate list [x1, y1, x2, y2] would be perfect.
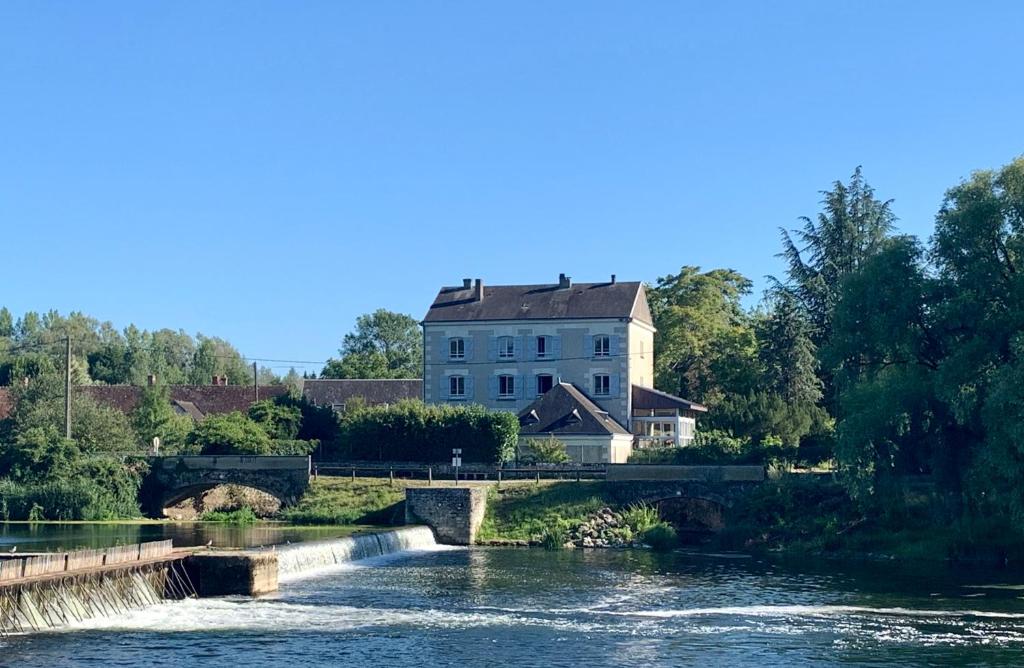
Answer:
[0, 384, 290, 421]
[517, 382, 630, 436]
[84, 384, 289, 418]
[631, 385, 708, 413]
[301, 379, 422, 407]
[424, 279, 652, 325]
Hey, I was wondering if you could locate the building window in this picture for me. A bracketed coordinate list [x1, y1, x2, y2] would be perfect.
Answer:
[449, 337, 465, 360]
[593, 374, 610, 395]
[330, 402, 346, 414]
[498, 336, 515, 359]
[536, 336, 547, 358]
[594, 335, 610, 358]
[536, 374, 553, 396]
[498, 374, 515, 398]
[449, 375, 465, 398]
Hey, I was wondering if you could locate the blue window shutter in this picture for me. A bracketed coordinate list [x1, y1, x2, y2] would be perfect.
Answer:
[516, 375, 525, 399]
[551, 335, 562, 360]
[527, 335, 538, 360]
[610, 335, 621, 358]
[440, 375, 449, 400]
[514, 336, 524, 360]
[465, 376, 475, 400]
[464, 337, 474, 361]
[488, 376, 498, 400]
[584, 334, 594, 359]
[610, 373, 620, 397]
[488, 337, 498, 362]
[526, 374, 535, 397]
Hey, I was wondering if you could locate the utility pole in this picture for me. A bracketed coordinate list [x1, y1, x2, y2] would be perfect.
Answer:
[64, 336, 72, 439]
[253, 361, 259, 402]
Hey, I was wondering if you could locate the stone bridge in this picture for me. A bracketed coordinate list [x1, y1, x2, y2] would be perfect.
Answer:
[601, 464, 766, 532]
[140, 456, 311, 517]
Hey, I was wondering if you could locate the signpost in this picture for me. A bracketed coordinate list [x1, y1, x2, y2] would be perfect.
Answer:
[452, 448, 462, 487]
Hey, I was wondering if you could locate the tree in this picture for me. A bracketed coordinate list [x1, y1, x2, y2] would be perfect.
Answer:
[131, 386, 193, 452]
[248, 399, 302, 440]
[648, 267, 756, 403]
[186, 412, 272, 455]
[321, 309, 423, 379]
[779, 167, 896, 347]
[4, 373, 137, 453]
[520, 435, 570, 464]
[756, 291, 821, 405]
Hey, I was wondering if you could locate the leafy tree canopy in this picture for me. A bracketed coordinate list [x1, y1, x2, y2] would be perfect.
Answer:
[321, 309, 423, 379]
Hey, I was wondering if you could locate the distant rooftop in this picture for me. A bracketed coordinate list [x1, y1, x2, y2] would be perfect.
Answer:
[302, 378, 422, 407]
[424, 275, 652, 325]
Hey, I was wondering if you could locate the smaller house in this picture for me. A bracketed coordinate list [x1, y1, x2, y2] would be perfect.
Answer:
[630, 385, 707, 449]
[302, 379, 423, 414]
[517, 382, 634, 464]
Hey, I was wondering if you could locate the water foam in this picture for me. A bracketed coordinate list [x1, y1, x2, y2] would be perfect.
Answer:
[275, 525, 450, 582]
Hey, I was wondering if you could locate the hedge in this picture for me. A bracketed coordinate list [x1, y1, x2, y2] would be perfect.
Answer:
[330, 400, 518, 464]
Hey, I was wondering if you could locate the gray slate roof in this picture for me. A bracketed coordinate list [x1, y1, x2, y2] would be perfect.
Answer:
[302, 379, 422, 407]
[517, 382, 630, 436]
[424, 280, 652, 325]
[631, 385, 708, 413]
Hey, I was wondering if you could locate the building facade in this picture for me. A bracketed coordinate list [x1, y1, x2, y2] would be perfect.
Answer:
[422, 275, 706, 463]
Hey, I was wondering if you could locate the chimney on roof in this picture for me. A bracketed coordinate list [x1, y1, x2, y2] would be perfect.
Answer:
[220, 376, 228, 386]
[147, 374, 157, 387]
[213, 375, 220, 386]
[610, 274, 616, 284]
[462, 278, 473, 289]
[558, 273, 572, 289]
[474, 278, 484, 302]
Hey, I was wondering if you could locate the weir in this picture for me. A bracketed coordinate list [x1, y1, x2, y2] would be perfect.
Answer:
[0, 540, 195, 636]
[276, 526, 438, 580]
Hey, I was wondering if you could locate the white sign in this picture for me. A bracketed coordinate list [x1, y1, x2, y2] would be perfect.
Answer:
[452, 448, 462, 455]
[452, 456, 462, 467]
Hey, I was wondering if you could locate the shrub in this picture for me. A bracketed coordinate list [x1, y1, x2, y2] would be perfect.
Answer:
[642, 523, 678, 551]
[520, 435, 570, 464]
[332, 400, 518, 463]
[540, 522, 570, 550]
[621, 502, 660, 533]
[188, 412, 272, 455]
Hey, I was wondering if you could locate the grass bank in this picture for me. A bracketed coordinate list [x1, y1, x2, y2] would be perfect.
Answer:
[477, 477, 1023, 564]
[477, 481, 615, 542]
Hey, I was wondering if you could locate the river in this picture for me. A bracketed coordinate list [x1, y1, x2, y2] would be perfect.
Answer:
[2, 539, 1023, 666]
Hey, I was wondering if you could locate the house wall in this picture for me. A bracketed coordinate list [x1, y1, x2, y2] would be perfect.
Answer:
[517, 433, 634, 465]
[424, 318, 651, 428]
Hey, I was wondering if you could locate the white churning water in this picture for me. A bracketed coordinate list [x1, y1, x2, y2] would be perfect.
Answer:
[275, 526, 441, 582]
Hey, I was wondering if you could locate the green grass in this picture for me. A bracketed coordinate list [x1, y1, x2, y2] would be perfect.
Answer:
[477, 481, 615, 541]
[278, 477, 409, 525]
[200, 507, 259, 524]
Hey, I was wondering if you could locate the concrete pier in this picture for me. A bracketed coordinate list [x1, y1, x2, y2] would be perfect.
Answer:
[184, 552, 279, 597]
[405, 487, 488, 545]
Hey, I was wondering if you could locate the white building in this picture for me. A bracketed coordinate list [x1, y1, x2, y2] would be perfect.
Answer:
[422, 274, 706, 463]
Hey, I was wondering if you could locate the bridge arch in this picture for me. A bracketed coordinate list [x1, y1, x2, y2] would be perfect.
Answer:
[141, 456, 311, 517]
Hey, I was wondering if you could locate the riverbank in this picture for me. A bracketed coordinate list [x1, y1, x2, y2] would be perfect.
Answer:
[475, 476, 1024, 566]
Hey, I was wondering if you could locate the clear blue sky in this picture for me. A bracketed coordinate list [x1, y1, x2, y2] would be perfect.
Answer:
[2, 2, 1021, 375]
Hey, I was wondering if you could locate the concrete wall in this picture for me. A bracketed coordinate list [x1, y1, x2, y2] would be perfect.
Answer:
[424, 318, 653, 429]
[518, 433, 634, 464]
[185, 552, 279, 597]
[405, 487, 488, 545]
